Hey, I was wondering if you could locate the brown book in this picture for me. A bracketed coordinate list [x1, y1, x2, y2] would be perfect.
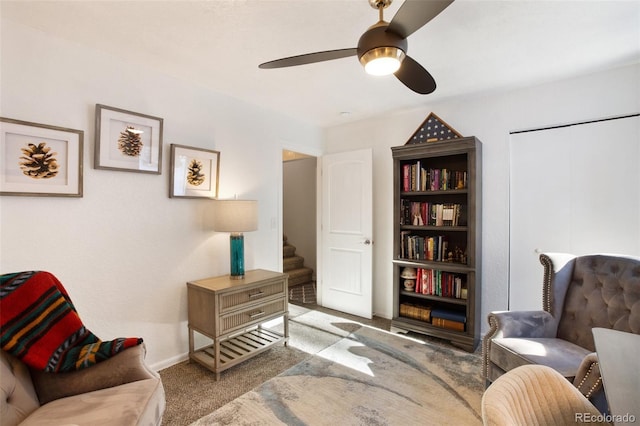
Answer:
[400, 303, 431, 322]
[431, 317, 465, 332]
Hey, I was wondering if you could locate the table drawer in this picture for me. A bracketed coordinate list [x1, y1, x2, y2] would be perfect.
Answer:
[219, 280, 285, 312]
[220, 298, 286, 335]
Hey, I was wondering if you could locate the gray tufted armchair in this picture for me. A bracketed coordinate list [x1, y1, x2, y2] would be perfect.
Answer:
[482, 252, 640, 412]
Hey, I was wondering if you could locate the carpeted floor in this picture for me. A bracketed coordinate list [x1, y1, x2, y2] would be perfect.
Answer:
[160, 304, 483, 426]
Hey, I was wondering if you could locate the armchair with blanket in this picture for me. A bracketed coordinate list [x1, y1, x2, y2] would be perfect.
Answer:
[0, 271, 165, 426]
[482, 252, 640, 412]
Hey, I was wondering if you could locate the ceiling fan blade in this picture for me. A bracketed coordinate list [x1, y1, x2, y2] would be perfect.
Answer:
[387, 0, 454, 39]
[259, 48, 357, 69]
[394, 56, 436, 94]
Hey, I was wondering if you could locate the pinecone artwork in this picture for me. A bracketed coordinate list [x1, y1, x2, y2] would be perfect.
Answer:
[186, 159, 205, 186]
[19, 142, 59, 179]
[117, 126, 143, 157]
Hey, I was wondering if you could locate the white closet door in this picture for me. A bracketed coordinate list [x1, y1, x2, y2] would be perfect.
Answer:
[509, 116, 640, 311]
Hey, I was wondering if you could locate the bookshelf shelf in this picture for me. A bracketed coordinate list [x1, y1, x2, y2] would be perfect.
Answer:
[392, 259, 473, 273]
[391, 137, 482, 352]
[399, 290, 468, 306]
[401, 189, 468, 196]
[401, 225, 468, 232]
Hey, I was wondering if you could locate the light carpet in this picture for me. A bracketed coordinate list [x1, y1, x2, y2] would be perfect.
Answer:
[189, 308, 483, 425]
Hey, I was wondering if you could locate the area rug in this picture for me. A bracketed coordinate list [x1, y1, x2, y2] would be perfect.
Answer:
[288, 282, 316, 305]
[190, 310, 483, 425]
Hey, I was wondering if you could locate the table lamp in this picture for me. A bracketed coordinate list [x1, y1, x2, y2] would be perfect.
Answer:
[212, 199, 258, 279]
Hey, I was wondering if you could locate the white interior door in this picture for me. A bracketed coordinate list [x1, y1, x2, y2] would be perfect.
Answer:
[320, 149, 373, 319]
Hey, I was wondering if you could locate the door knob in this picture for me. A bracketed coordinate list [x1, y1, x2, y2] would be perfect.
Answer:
[364, 239, 371, 245]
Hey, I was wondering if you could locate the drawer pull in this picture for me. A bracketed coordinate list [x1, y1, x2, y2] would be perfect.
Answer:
[248, 291, 265, 298]
[249, 311, 265, 319]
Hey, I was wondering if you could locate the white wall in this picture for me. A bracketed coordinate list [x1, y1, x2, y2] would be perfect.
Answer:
[324, 62, 640, 330]
[283, 157, 317, 275]
[0, 19, 322, 369]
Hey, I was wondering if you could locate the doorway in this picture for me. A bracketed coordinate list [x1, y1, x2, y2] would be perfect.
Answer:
[282, 150, 317, 303]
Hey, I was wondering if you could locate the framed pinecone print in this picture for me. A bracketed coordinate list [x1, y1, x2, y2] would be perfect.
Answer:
[169, 144, 220, 199]
[95, 104, 163, 174]
[0, 117, 83, 197]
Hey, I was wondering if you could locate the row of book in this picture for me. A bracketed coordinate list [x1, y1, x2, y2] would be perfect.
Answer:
[408, 268, 467, 299]
[400, 232, 467, 264]
[402, 163, 467, 192]
[401, 232, 448, 261]
[399, 304, 466, 332]
[400, 200, 465, 227]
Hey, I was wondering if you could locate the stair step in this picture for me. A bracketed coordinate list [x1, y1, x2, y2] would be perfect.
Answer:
[283, 255, 304, 272]
[283, 244, 296, 258]
[286, 267, 313, 287]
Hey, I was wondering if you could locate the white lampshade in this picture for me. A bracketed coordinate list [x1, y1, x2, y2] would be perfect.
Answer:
[212, 200, 258, 232]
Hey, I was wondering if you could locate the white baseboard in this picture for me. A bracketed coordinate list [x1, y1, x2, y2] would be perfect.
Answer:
[152, 352, 189, 372]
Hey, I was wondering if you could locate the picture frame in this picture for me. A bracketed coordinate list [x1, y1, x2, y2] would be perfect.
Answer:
[95, 104, 163, 174]
[0, 117, 83, 197]
[169, 144, 220, 199]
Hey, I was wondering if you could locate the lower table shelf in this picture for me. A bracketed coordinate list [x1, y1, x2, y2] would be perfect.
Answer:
[190, 327, 286, 379]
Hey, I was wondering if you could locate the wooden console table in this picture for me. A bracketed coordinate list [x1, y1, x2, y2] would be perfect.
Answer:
[187, 269, 289, 380]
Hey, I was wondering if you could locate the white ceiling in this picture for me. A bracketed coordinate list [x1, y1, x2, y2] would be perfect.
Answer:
[3, 0, 639, 127]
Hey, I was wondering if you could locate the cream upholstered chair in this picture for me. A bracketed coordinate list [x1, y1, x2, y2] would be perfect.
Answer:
[1, 344, 165, 426]
[482, 253, 640, 412]
[482, 364, 610, 426]
[1, 271, 165, 425]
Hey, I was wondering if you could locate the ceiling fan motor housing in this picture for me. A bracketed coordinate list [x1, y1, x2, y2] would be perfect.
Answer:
[357, 24, 408, 65]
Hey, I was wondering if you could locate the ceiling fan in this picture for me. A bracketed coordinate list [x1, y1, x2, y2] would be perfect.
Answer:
[258, 0, 454, 95]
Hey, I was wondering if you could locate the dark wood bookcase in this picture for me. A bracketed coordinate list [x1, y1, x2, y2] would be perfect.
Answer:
[391, 137, 482, 352]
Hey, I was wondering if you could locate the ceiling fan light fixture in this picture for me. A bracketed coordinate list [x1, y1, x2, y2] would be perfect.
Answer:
[360, 46, 405, 76]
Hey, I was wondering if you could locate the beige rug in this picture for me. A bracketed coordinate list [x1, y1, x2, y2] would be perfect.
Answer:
[190, 310, 483, 425]
[288, 281, 317, 304]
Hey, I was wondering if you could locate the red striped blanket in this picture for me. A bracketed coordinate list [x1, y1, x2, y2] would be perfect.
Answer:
[1, 271, 142, 372]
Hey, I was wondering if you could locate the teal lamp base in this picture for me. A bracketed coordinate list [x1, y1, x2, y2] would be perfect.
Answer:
[229, 233, 245, 279]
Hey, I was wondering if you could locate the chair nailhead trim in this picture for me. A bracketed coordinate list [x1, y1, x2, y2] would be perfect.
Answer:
[482, 315, 499, 381]
[576, 361, 601, 398]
